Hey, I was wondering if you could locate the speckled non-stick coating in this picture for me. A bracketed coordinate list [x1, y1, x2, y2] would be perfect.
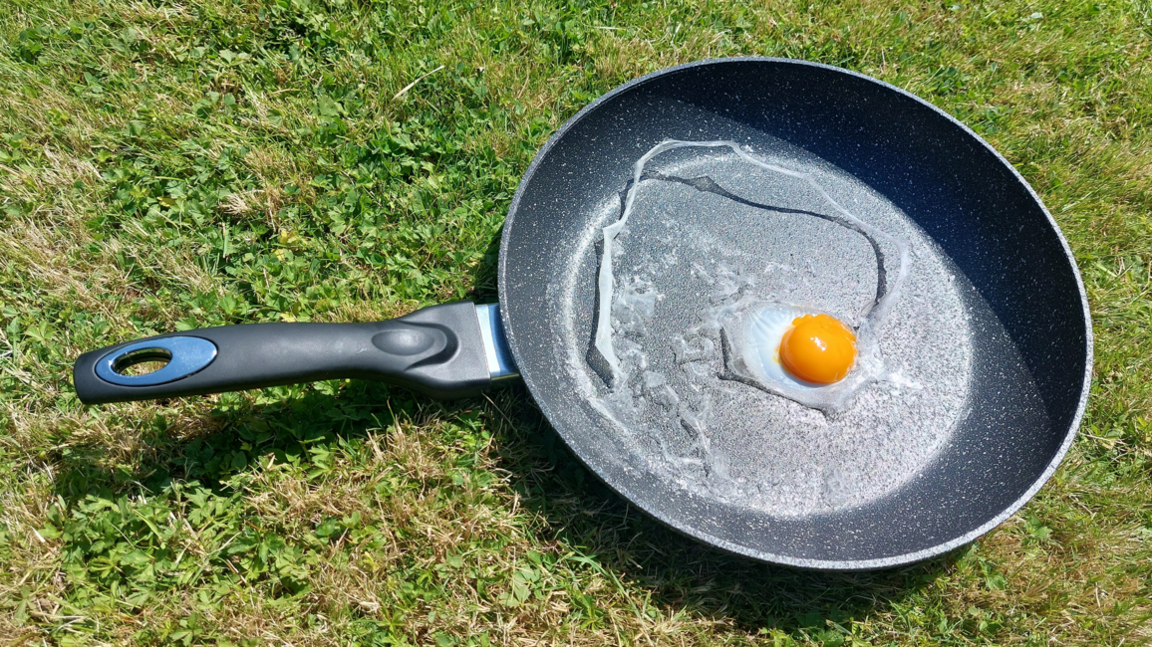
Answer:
[497, 58, 1092, 570]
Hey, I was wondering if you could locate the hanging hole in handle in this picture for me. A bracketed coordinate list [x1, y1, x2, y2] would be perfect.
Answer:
[94, 336, 217, 387]
[112, 347, 173, 376]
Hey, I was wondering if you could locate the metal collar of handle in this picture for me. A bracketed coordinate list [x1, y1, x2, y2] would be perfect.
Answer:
[474, 304, 518, 381]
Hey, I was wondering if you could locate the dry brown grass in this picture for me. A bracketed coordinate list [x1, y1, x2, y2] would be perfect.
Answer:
[0, 461, 63, 646]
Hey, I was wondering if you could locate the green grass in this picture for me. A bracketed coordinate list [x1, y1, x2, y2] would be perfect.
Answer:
[1, 0, 1150, 644]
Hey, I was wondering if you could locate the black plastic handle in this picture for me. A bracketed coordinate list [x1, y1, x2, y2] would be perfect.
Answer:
[73, 301, 493, 404]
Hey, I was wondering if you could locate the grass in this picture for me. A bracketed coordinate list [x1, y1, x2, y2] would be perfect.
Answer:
[1, 0, 1150, 644]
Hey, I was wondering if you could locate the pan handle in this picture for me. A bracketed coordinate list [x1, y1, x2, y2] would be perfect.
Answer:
[72, 301, 516, 405]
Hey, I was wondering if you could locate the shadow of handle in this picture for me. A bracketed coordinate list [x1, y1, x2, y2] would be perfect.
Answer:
[73, 301, 496, 404]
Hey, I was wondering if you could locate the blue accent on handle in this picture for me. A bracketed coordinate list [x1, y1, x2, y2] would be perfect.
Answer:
[94, 336, 219, 387]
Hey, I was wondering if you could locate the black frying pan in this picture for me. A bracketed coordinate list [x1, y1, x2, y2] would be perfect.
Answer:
[73, 58, 1092, 570]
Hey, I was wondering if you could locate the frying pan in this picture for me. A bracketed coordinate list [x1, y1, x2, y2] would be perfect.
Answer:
[73, 58, 1092, 570]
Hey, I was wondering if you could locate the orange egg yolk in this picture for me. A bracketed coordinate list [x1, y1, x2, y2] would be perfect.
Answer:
[779, 314, 857, 385]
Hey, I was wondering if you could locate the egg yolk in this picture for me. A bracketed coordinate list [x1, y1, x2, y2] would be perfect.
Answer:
[779, 314, 857, 385]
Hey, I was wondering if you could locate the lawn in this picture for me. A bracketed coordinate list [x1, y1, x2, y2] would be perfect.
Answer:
[1, 0, 1151, 644]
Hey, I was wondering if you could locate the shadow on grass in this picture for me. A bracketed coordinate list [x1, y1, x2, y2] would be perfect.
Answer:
[50, 380, 464, 503]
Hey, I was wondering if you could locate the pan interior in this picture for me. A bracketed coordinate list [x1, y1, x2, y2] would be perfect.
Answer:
[500, 59, 1087, 566]
[558, 141, 1041, 517]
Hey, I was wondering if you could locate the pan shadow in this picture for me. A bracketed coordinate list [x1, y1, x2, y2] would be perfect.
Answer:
[491, 390, 960, 638]
[470, 225, 502, 303]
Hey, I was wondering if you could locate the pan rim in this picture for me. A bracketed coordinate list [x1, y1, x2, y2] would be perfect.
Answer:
[498, 56, 1093, 570]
